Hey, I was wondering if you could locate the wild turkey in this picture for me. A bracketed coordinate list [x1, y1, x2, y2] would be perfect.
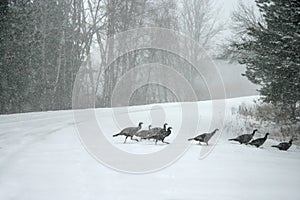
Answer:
[150, 123, 168, 134]
[142, 123, 168, 140]
[113, 122, 143, 143]
[136, 125, 152, 138]
[249, 133, 269, 148]
[228, 129, 258, 144]
[188, 128, 219, 145]
[143, 127, 172, 144]
[272, 139, 293, 151]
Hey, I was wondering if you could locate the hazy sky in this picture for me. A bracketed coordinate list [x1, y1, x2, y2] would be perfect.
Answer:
[214, 0, 256, 19]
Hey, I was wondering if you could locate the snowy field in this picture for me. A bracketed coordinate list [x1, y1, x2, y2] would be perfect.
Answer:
[0, 96, 300, 200]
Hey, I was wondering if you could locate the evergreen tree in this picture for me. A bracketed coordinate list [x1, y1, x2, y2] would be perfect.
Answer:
[234, 0, 300, 120]
[0, 1, 94, 114]
[0, 0, 9, 113]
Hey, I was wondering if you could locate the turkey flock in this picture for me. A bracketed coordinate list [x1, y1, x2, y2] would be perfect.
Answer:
[228, 130, 293, 150]
[113, 122, 171, 145]
[113, 122, 293, 151]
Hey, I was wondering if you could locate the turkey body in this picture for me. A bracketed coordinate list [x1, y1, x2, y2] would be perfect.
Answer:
[249, 133, 269, 148]
[228, 129, 258, 144]
[113, 122, 143, 143]
[272, 139, 293, 151]
[188, 128, 219, 145]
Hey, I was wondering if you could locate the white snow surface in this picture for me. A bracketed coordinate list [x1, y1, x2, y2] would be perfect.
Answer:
[0, 96, 299, 200]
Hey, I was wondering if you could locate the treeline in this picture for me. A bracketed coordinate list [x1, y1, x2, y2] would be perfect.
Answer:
[0, 0, 222, 114]
[1, 0, 299, 120]
[0, 0, 93, 113]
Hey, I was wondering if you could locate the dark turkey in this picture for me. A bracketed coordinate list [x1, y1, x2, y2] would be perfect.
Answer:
[143, 127, 172, 144]
[113, 122, 143, 143]
[272, 139, 293, 151]
[188, 128, 219, 145]
[228, 129, 258, 144]
[136, 125, 152, 138]
[142, 123, 168, 140]
[249, 133, 269, 148]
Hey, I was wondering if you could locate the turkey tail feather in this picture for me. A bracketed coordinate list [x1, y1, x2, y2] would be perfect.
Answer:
[113, 133, 121, 137]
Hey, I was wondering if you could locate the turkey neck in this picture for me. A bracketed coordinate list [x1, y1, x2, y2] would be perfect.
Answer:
[163, 124, 167, 130]
[138, 124, 142, 130]
[210, 129, 218, 136]
[264, 133, 269, 139]
[252, 129, 257, 136]
[166, 128, 172, 136]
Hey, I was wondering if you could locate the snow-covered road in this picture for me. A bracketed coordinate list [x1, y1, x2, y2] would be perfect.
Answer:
[0, 96, 299, 200]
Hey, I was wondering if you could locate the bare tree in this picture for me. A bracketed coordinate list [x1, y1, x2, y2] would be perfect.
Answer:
[231, 2, 263, 38]
[220, 1, 263, 61]
[180, 0, 224, 50]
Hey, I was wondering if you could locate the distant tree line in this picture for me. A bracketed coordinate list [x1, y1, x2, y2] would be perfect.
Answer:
[0, 0, 94, 113]
[0, 0, 223, 114]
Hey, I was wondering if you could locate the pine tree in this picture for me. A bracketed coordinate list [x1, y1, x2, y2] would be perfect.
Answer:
[0, 0, 9, 113]
[0, 1, 94, 114]
[234, 0, 300, 120]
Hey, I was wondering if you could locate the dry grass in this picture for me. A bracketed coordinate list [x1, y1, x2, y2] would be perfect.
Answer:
[226, 101, 300, 145]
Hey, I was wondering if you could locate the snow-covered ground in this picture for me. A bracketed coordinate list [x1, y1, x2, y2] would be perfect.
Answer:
[0, 96, 299, 200]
